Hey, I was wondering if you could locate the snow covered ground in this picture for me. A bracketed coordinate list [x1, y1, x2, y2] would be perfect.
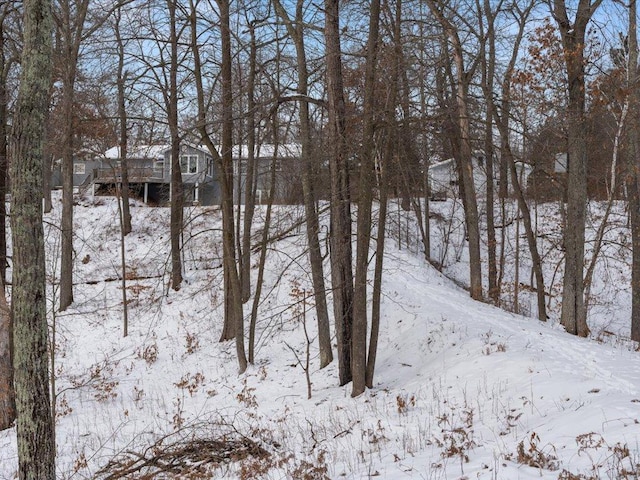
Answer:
[1, 192, 640, 479]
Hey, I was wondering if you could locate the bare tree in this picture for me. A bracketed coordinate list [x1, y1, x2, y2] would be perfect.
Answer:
[0, 3, 18, 285]
[352, 0, 381, 396]
[167, 0, 184, 291]
[425, 0, 483, 300]
[625, 0, 640, 342]
[325, 0, 354, 386]
[239, 18, 258, 305]
[0, 276, 13, 430]
[489, 1, 547, 321]
[189, 0, 246, 372]
[55, 0, 91, 311]
[114, 5, 132, 236]
[0, 4, 18, 431]
[273, 0, 333, 369]
[10, 0, 56, 474]
[553, 0, 602, 337]
[479, 0, 499, 304]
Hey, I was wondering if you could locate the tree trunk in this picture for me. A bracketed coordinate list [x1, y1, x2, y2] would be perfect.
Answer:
[490, 1, 539, 317]
[0, 276, 13, 430]
[627, 0, 640, 342]
[240, 22, 257, 305]
[59, 69, 75, 310]
[352, 0, 381, 397]
[168, 0, 183, 291]
[0, 13, 9, 284]
[554, 0, 601, 337]
[218, 0, 246, 372]
[325, 0, 353, 386]
[273, 0, 333, 369]
[10, 0, 56, 473]
[426, 0, 482, 300]
[56, 0, 90, 311]
[481, 0, 499, 303]
[115, 8, 131, 235]
[190, 1, 231, 342]
[394, 0, 430, 264]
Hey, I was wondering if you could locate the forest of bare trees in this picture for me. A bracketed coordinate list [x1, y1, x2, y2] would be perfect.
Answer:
[2, 0, 639, 475]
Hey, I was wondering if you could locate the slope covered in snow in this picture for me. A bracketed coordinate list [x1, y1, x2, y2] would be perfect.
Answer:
[1, 194, 639, 479]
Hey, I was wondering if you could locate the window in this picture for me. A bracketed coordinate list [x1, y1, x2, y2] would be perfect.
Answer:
[180, 154, 198, 174]
[271, 159, 282, 172]
[73, 163, 85, 175]
[154, 160, 164, 177]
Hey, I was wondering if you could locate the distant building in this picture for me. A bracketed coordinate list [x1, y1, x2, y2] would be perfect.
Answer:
[428, 152, 532, 200]
[232, 143, 302, 205]
[52, 143, 302, 206]
[554, 152, 567, 173]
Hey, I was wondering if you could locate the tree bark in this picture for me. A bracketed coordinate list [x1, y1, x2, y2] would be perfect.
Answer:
[217, 0, 246, 372]
[480, 0, 499, 303]
[115, 7, 131, 236]
[10, 0, 56, 474]
[352, 0, 381, 397]
[167, 0, 183, 291]
[490, 1, 545, 320]
[325, 0, 353, 386]
[57, 0, 90, 311]
[273, 0, 333, 369]
[426, 0, 482, 300]
[240, 22, 257, 305]
[627, 0, 640, 342]
[554, 0, 601, 337]
[0, 276, 13, 431]
[0, 8, 10, 285]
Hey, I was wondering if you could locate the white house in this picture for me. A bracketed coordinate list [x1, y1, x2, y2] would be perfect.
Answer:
[428, 152, 532, 199]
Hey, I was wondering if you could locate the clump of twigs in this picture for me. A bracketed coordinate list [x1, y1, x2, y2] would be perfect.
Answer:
[97, 432, 269, 479]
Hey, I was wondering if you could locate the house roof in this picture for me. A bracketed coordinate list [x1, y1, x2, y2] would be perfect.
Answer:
[232, 144, 302, 159]
[104, 145, 170, 160]
[428, 155, 533, 173]
[428, 157, 456, 171]
[103, 143, 302, 160]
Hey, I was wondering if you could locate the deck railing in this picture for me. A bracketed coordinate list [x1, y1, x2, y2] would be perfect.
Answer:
[93, 167, 164, 182]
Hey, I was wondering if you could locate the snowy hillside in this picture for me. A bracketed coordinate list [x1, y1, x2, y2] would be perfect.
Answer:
[1, 193, 640, 479]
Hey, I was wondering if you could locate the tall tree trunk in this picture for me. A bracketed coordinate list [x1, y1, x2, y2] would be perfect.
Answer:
[393, 0, 430, 263]
[426, 0, 482, 300]
[490, 1, 544, 319]
[218, 0, 246, 372]
[10, 0, 55, 473]
[504, 141, 547, 320]
[325, 0, 353, 386]
[59, 72, 75, 310]
[168, 0, 183, 291]
[57, 0, 90, 311]
[352, 0, 381, 397]
[115, 8, 131, 235]
[273, 0, 333, 369]
[240, 22, 257, 304]
[367, 13, 397, 387]
[627, 0, 640, 342]
[481, 0, 499, 303]
[453, 54, 482, 301]
[554, 0, 601, 337]
[190, 0, 227, 338]
[0, 276, 13, 431]
[248, 129, 280, 364]
[0, 11, 9, 285]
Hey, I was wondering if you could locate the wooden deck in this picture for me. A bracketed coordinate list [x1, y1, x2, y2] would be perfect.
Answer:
[93, 167, 165, 183]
